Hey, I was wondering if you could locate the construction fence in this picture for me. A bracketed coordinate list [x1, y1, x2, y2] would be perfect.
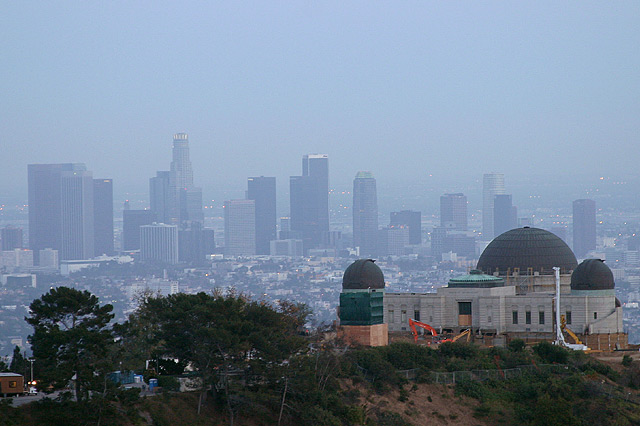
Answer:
[394, 364, 573, 384]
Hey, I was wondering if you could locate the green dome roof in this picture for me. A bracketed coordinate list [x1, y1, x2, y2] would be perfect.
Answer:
[448, 269, 505, 288]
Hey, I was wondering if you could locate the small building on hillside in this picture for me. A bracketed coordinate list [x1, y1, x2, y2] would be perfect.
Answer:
[0, 373, 24, 397]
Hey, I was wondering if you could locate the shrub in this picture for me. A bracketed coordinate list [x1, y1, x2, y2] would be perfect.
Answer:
[623, 355, 633, 367]
[532, 341, 568, 364]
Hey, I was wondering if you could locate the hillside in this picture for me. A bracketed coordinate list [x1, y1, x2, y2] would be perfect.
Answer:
[4, 342, 640, 426]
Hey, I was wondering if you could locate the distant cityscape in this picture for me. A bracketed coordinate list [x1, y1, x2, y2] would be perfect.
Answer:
[1, 132, 640, 356]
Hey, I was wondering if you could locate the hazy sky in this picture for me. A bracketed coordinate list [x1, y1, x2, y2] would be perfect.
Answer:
[2, 2, 639, 200]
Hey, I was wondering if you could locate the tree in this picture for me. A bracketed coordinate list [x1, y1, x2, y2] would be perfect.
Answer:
[26, 287, 115, 402]
[126, 291, 309, 425]
[9, 346, 28, 379]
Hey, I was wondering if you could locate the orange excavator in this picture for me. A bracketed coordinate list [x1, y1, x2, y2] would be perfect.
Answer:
[408, 318, 440, 343]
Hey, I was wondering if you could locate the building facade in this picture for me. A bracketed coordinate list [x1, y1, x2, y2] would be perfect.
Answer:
[384, 227, 625, 350]
[573, 199, 596, 259]
[224, 199, 256, 256]
[352, 171, 378, 257]
[93, 178, 114, 256]
[247, 176, 276, 255]
[482, 173, 505, 239]
[290, 154, 329, 253]
[140, 223, 178, 264]
[440, 193, 467, 231]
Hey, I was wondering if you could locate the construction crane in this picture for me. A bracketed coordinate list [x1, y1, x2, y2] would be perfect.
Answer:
[408, 318, 439, 343]
[452, 329, 471, 343]
[560, 315, 584, 345]
[553, 267, 589, 351]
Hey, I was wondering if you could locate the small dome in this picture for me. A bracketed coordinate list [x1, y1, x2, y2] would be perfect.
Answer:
[477, 227, 578, 275]
[571, 259, 614, 291]
[448, 269, 505, 288]
[342, 259, 385, 290]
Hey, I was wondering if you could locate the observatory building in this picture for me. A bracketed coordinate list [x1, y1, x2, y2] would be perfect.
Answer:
[337, 259, 388, 346]
[382, 227, 626, 350]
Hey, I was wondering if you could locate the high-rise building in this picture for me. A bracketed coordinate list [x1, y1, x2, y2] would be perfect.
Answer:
[60, 168, 94, 260]
[140, 223, 179, 264]
[389, 210, 421, 245]
[178, 222, 215, 264]
[440, 193, 467, 231]
[224, 199, 256, 256]
[482, 173, 505, 239]
[28, 163, 74, 264]
[493, 194, 517, 237]
[290, 154, 329, 253]
[353, 171, 378, 256]
[378, 226, 410, 256]
[93, 179, 114, 256]
[28, 163, 103, 262]
[247, 176, 276, 255]
[158, 133, 204, 224]
[150, 171, 171, 224]
[1, 226, 23, 251]
[573, 199, 596, 258]
[123, 210, 157, 251]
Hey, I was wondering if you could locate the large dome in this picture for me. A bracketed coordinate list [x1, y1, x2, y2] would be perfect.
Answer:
[342, 259, 385, 290]
[571, 259, 614, 291]
[477, 227, 578, 275]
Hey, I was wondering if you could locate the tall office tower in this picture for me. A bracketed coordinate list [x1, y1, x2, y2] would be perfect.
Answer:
[150, 171, 171, 224]
[440, 193, 467, 230]
[247, 176, 276, 255]
[1, 226, 23, 251]
[290, 154, 329, 253]
[60, 168, 94, 260]
[224, 199, 256, 256]
[122, 210, 156, 251]
[378, 226, 410, 256]
[93, 179, 114, 256]
[482, 173, 505, 239]
[167, 133, 203, 224]
[493, 194, 517, 237]
[28, 163, 73, 264]
[140, 223, 179, 264]
[178, 222, 215, 264]
[352, 171, 378, 256]
[389, 210, 421, 245]
[573, 199, 596, 258]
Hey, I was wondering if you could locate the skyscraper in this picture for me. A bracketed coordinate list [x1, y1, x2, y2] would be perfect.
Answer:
[290, 154, 329, 253]
[224, 199, 256, 256]
[247, 176, 276, 255]
[1, 226, 23, 251]
[28, 163, 73, 264]
[123, 210, 157, 251]
[440, 193, 467, 230]
[352, 171, 378, 256]
[573, 199, 596, 258]
[150, 171, 171, 224]
[482, 173, 505, 239]
[60, 168, 94, 260]
[164, 133, 203, 224]
[140, 223, 179, 264]
[28, 163, 105, 262]
[493, 194, 517, 237]
[93, 179, 114, 256]
[389, 210, 421, 245]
